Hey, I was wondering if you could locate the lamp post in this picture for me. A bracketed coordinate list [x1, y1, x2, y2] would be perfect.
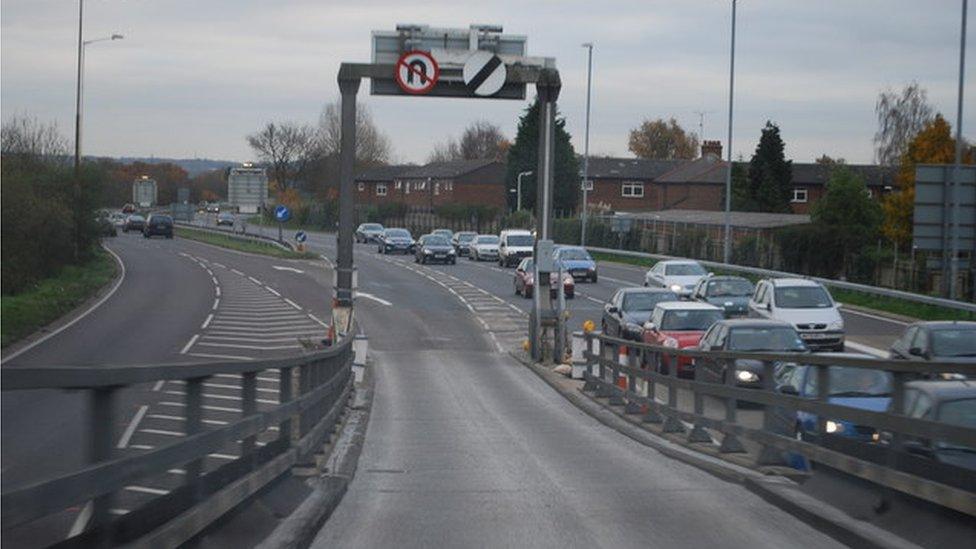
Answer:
[580, 42, 594, 247]
[74, 19, 124, 174]
[516, 170, 533, 212]
[722, 0, 737, 264]
[950, 0, 967, 300]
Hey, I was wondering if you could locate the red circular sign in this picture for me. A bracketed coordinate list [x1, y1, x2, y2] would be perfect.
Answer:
[394, 50, 440, 95]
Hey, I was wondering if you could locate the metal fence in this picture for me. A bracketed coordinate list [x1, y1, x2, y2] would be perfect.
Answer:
[582, 332, 976, 516]
[1, 337, 353, 546]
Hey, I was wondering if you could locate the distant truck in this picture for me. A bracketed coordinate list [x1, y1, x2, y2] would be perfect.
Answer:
[132, 176, 157, 208]
[227, 164, 267, 214]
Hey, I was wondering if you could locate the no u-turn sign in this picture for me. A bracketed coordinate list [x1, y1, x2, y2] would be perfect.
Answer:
[395, 51, 440, 95]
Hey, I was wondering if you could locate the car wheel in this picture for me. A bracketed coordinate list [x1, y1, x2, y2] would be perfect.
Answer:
[450, 258, 456, 265]
[515, 283, 520, 296]
[591, 273, 598, 283]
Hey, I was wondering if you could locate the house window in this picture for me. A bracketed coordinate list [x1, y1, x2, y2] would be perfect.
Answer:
[376, 183, 387, 197]
[434, 182, 440, 195]
[582, 179, 594, 191]
[621, 181, 644, 198]
[791, 188, 808, 203]
[357, 182, 364, 191]
[445, 181, 453, 191]
[395, 181, 402, 190]
[417, 180, 427, 191]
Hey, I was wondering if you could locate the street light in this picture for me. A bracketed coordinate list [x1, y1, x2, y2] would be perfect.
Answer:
[722, 0, 737, 264]
[516, 170, 533, 212]
[74, 0, 123, 174]
[581, 42, 594, 247]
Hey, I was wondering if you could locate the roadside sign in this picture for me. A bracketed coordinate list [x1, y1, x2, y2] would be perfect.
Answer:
[295, 230, 308, 243]
[463, 50, 506, 96]
[274, 205, 292, 223]
[394, 51, 439, 95]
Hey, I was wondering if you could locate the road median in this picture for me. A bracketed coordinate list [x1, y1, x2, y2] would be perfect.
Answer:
[176, 225, 318, 260]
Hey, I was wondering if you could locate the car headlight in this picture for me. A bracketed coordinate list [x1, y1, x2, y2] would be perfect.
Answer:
[424, 250, 432, 254]
[828, 320, 844, 331]
[825, 420, 844, 434]
[670, 284, 683, 292]
[663, 337, 679, 348]
[736, 370, 759, 383]
[448, 249, 456, 255]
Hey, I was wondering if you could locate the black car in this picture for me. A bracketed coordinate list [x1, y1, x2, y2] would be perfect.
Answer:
[216, 212, 235, 226]
[143, 214, 174, 238]
[889, 321, 976, 365]
[415, 235, 456, 264]
[695, 319, 809, 388]
[452, 231, 477, 256]
[123, 214, 145, 232]
[893, 380, 976, 471]
[692, 275, 755, 318]
[602, 287, 680, 341]
[356, 223, 385, 243]
[377, 228, 415, 254]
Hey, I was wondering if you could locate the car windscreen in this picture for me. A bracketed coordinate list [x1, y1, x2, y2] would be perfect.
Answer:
[363, 224, 383, 230]
[426, 236, 449, 246]
[622, 292, 679, 312]
[519, 259, 534, 271]
[931, 328, 976, 358]
[506, 234, 534, 246]
[476, 236, 499, 244]
[153, 216, 173, 223]
[665, 263, 706, 276]
[938, 398, 976, 430]
[660, 310, 724, 331]
[774, 286, 832, 308]
[707, 279, 754, 297]
[559, 249, 592, 261]
[434, 230, 452, 237]
[386, 229, 410, 238]
[457, 233, 476, 242]
[129, 215, 145, 222]
[728, 327, 807, 352]
[805, 367, 892, 397]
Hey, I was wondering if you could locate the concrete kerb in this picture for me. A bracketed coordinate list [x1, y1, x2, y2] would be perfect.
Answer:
[509, 350, 923, 549]
[256, 354, 374, 549]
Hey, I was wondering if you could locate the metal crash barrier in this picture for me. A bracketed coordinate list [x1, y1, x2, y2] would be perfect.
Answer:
[581, 331, 976, 516]
[1, 336, 354, 547]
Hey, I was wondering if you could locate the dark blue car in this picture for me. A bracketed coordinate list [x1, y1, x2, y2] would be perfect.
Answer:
[554, 246, 597, 282]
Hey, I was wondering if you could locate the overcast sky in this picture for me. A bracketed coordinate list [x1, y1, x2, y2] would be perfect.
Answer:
[2, 0, 973, 165]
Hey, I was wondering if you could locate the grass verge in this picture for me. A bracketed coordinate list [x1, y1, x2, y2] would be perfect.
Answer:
[176, 227, 318, 260]
[1, 247, 118, 348]
[591, 250, 974, 322]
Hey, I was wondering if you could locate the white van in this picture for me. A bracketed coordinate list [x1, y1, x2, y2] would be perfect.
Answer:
[498, 229, 534, 267]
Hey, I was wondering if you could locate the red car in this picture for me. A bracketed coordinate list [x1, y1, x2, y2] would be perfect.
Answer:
[514, 257, 574, 299]
[642, 301, 724, 377]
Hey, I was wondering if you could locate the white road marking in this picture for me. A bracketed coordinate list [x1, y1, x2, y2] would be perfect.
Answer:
[845, 340, 888, 357]
[201, 314, 214, 329]
[159, 401, 243, 413]
[265, 287, 282, 297]
[215, 286, 221, 297]
[129, 444, 155, 450]
[248, 276, 263, 285]
[4, 244, 126, 365]
[164, 390, 278, 404]
[307, 313, 328, 327]
[212, 298, 220, 310]
[319, 254, 334, 268]
[208, 453, 239, 460]
[231, 269, 245, 276]
[212, 262, 226, 268]
[197, 342, 302, 351]
[284, 298, 303, 310]
[180, 334, 200, 354]
[68, 501, 93, 537]
[116, 405, 148, 449]
[139, 428, 185, 437]
[840, 306, 909, 326]
[109, 509, 129, 516]
[272, 265, 304, 273]
[214, 373, 278, 383]
[357, 292, 393, 306]
[125, 485, 169, 496]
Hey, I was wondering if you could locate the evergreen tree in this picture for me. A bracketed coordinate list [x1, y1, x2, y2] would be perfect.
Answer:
[733, 122, 793, 212]
[811, 166, 882, 275]
[504, 99, 580, 214]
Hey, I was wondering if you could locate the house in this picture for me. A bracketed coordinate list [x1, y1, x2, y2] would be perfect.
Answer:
[355, 159, 507, 211]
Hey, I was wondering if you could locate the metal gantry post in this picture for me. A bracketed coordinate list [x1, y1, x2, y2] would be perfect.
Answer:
[89, 386, 114, 537]
[278, 367, 293, 446]
[722, 0, 737, 264]
[335, 67, 361, 336]
[950, 0, 968, 300]
[185, 377, 205, 497]
[241, 372, 257, 458]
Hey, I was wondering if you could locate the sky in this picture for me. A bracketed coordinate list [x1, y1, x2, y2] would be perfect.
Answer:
[2, 0, 974, 165]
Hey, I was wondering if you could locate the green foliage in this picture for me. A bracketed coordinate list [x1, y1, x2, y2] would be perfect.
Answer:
[500, 209, 534, 230]
[733, 122, 793, 212]
[176, 227, 316, 259]
[811, 166, 882, 256]
[504, 99, 580, 214]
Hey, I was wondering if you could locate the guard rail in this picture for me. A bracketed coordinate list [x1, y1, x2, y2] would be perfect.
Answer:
[174, 221, 296, 252]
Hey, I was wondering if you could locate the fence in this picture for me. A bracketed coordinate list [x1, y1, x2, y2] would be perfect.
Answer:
[582, 332, 976, 515]
[1, 337, 353, 546]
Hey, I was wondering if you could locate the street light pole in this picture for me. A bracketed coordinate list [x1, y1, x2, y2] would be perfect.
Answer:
[581, 42, 593, 247]
[950, 0, 967, 300]
[517, 170, 533, 212]
[74, 0, 84, 176]
[722, 0, 737, 264]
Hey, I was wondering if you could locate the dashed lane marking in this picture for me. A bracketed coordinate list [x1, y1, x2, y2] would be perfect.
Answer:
[284, 298, 303, 310]
[201, 314, 214, 329]
[180, 334, 200, 354]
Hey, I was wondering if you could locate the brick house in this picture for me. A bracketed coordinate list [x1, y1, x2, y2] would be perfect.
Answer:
[582, 157, 684, 212]
[355, 159, 506, 211]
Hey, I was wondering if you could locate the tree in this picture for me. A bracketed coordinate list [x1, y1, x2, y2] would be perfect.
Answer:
[815, 154, 845, 166]
[811, 167, 882, 275]
[316, 100, 391, 167]
[1, 115, 69, 162]
[504, 100, 580, 214]
[874, 82, 934, 167]
[426, 137, 460, 163]
[733, 122, 793, 212]
[881, 115, 968, 247]
[628, 117, 699, 160]
[247, 121, 318, 190]
[427, 121, 509, 163]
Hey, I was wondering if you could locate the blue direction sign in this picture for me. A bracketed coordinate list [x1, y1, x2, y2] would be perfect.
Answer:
[295, 230, 308, 243]
[274, 205, 292, 222]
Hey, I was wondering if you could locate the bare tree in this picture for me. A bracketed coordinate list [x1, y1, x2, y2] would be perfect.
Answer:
[317, 100, 391, 166]
[874, 82, 934, 166]
[628, 117, 699, 160]
[1, 115, 69, 162]
[427, 120, 508, 163]
[427, 138, 461, 163]
[246, 122, 318, 190]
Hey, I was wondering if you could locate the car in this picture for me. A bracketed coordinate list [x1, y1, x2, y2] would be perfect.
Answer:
[206, 204, 220, 213]
[695, 319, 809, 388]
[216, 212, 235, 226]
[691, 275, 755, 318]
[553, 246, 597, 282]
[469, 234, 500, 261]
[123, 214, 146, 232]
[601, 287, 680, 341]
[143, 214, 174, 239]
[890, 380, 976, 471]
[415, 234, 456, 264]
[776, 356, 893, 444]
[432, 229, 454, 242]
[644, 259, 709, 298]
[749, 278, 845, 352]
[377, 228, 415, 254]
[889, 321, 976, 364]
[110, 212, 126, 226]
[513, 257, 574, 299]
[451, 231, 477, 256]
[97, 215, 117, 237]
[356, 223, 385, 243]
[498, 229, 534, 267]
[642, 302, 725, 377]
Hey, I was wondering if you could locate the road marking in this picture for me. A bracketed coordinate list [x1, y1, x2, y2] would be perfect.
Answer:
[284, 298, 302, 310]
[197, 341, 302, 351]
[319, 254, 334, 268]
[358, 292, 393, 306]
[4, 243, 126, 365]
[249, 276, 263, 285]
[840, 306, 909, 326]
[845, 340, 888, 357]
[214, 373, 279, 383]
[164, 390, 278, 404]
[208, 453, 239, 461]
[139, 428, 185, 437]
[125, 485, 169, 496]
[185, 352, 255, 361]
[180, 334, 200, 354]
[152, 380, 165, 391]
[67, 501, 93, 538]
[109, 509, 129, 516]
[265, 287, 281, 297]
[213, 299, 220, 310]
[117, 405, 148, 449]
[159, 401, 244, 413]
[231, 269, 244, 276]
[308, 313, 328, 327]
[201, 314, 214, 329]
[213, 262, 226, 268]
[215, 286, 221, 297]
[272, 265, 304, 273]
[129, 444, 155, 450]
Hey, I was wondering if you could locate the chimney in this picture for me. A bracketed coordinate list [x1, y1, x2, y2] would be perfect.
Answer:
[701, 140, 722, 160]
